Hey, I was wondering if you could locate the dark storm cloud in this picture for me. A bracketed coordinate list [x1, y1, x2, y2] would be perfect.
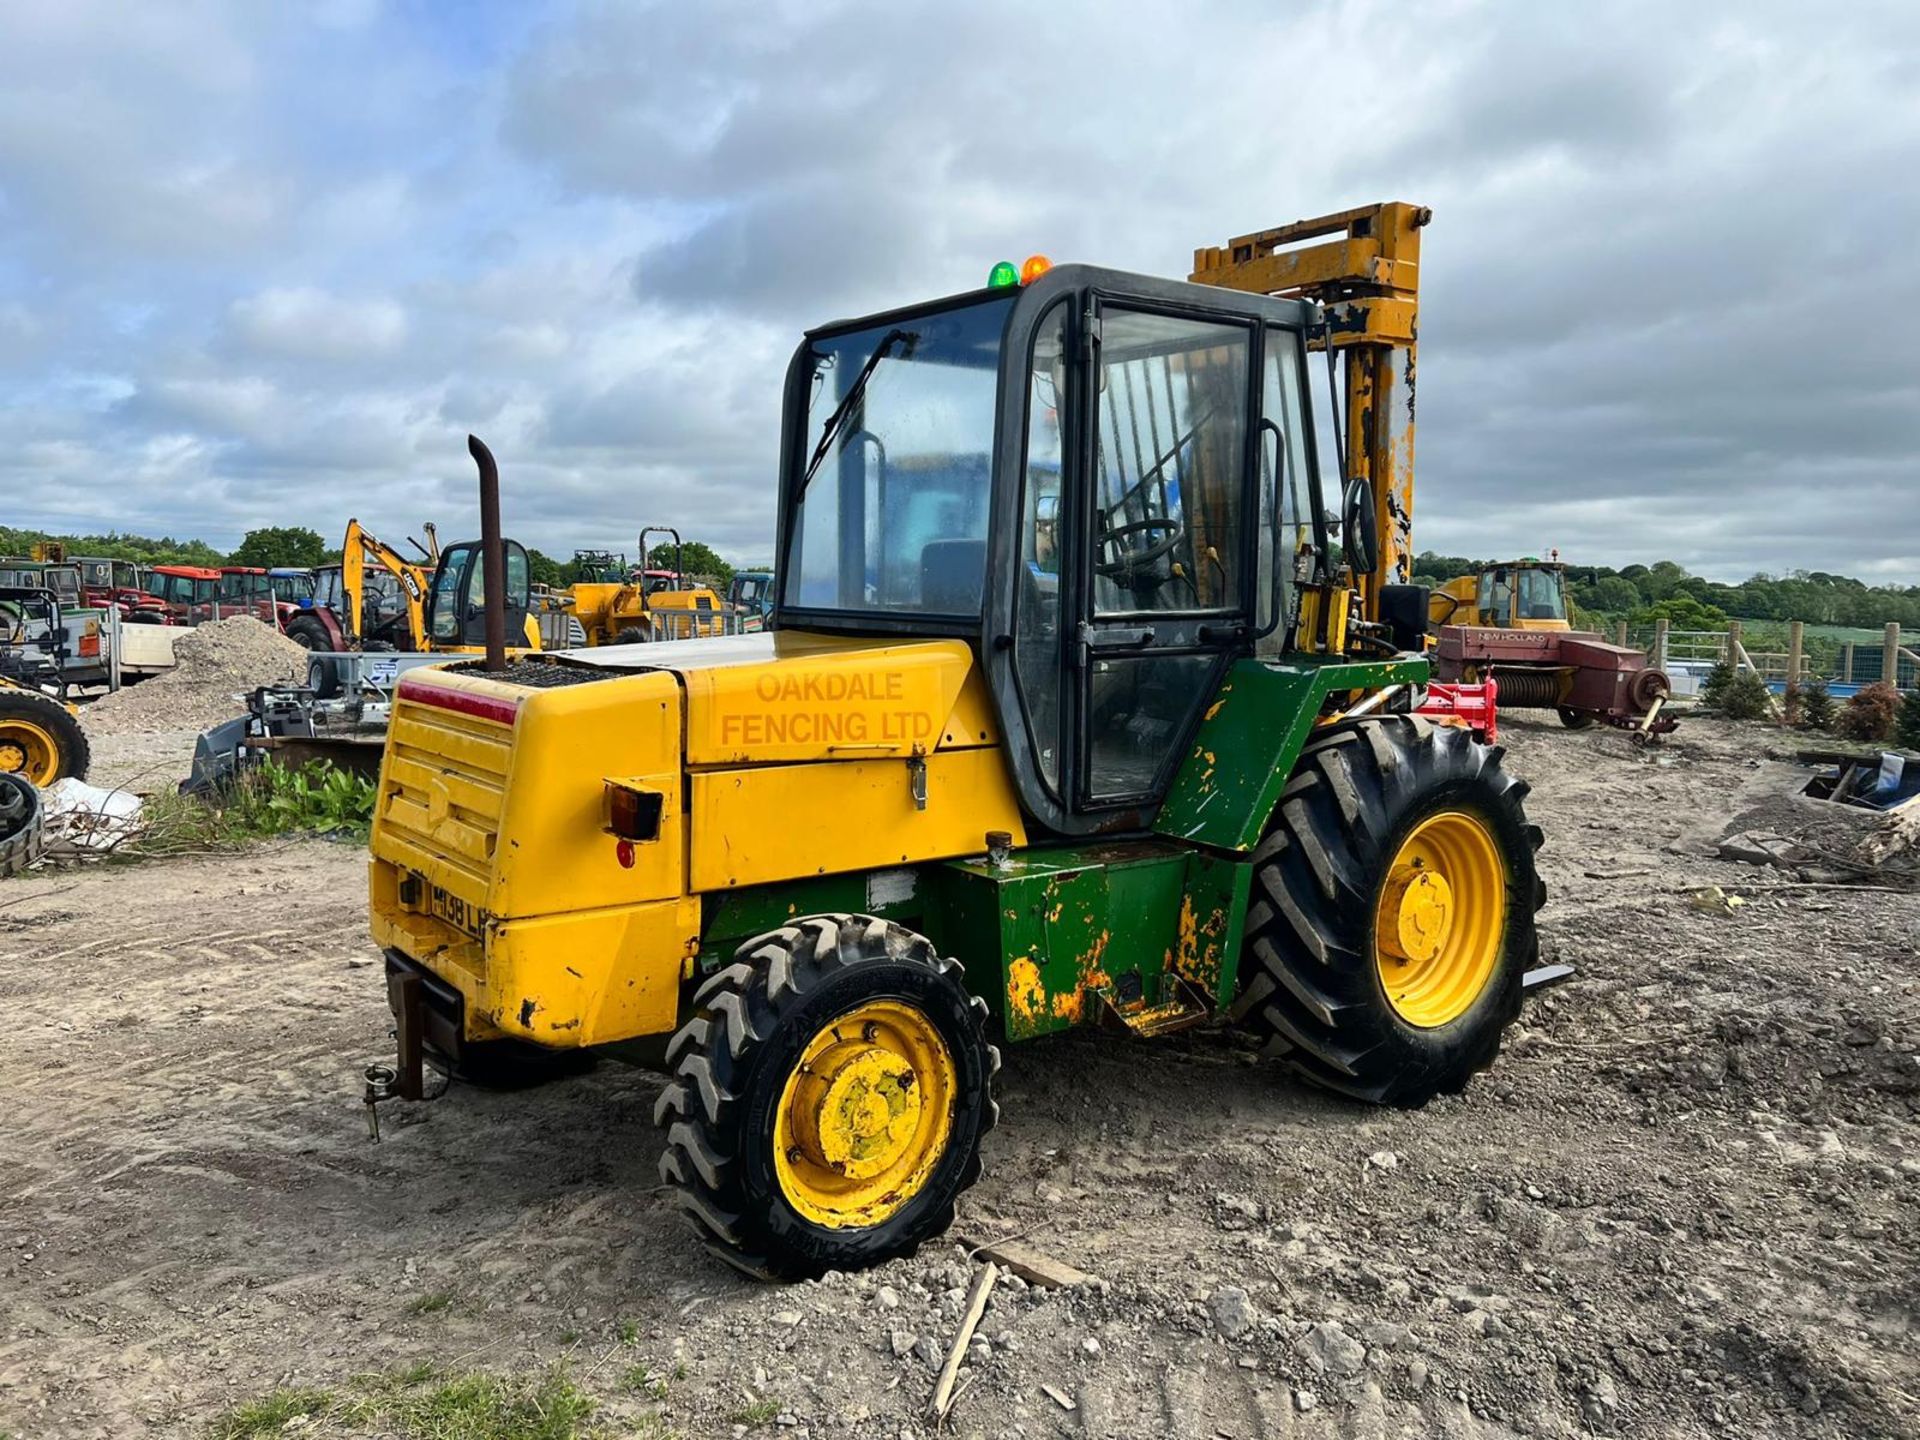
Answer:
[3, 0, 1917, 583]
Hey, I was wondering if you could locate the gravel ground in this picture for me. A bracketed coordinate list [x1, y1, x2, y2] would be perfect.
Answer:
[0, 715, 1915, 1439]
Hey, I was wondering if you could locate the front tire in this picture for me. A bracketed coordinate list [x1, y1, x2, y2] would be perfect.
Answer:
[656, 915, 998, 1280]
[1238, 716, 1543, 1108]
[0, 688, 90, 785]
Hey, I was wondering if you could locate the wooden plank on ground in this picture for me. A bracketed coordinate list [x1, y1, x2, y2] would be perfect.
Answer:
[959, 1234, 1093, 1289]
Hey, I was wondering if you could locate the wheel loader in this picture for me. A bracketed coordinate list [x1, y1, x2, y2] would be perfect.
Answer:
[2, 584, 93, 783]
[366, 203, 1551, 1279]
[552, 528, 736, 645]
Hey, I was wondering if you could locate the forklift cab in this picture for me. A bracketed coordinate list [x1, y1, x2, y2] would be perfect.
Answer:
[773, 263, 1329, 837]
[425, 540, 533, 649]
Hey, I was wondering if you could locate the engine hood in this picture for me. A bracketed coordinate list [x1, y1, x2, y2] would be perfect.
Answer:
[540, 630, 996, 767]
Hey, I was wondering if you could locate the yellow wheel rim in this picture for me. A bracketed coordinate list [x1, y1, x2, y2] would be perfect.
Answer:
[773, 999, 956, 1230]
[1373, 810, 1507, 1028]
[0, 719, 60, 785]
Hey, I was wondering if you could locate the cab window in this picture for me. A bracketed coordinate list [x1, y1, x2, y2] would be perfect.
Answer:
[429, 561, 465, 643]
[784, 293, 1012, 618]
[1516, 569, 1565, 621]
[1014, 301, 1069, 792]
[1478, 570, 1501, 623]
[1090, 309, 1250, 615]
[1257, 327, 1314, 644]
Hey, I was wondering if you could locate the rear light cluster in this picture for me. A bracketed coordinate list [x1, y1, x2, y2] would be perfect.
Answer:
[604, 782, 663, 843]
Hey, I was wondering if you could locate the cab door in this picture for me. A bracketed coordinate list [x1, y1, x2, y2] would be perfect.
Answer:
[426, 542, 533, 650]
[1070, 300, 1257, 809]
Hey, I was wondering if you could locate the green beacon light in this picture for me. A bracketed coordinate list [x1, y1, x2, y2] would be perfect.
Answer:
[987, 260, 1020, 288]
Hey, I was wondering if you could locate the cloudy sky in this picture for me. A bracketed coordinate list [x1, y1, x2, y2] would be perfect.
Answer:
[3, 1, 1916, 583]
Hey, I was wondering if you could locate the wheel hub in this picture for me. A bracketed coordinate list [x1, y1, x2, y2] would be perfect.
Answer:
[773, 999, 956, 1229]
[1380, 866, 1454, 965]
[0, 721, 57, 784]
[1372, 810, 1508, 1029]
[789, 1044, 923, 1180]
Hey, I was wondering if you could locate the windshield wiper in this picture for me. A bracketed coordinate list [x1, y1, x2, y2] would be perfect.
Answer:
[799, 328, 916, 493]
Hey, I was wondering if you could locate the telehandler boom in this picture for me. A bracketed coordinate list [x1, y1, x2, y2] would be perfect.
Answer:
[365, 205, 1549, 1279]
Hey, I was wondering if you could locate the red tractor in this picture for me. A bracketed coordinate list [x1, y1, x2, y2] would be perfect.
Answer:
[73, 558, 170, 623]
[147, 565, 223, 625]
[211, 567, 305, 632]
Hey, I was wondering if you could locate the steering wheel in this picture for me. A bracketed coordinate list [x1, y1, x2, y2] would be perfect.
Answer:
[1095, 517, 1184, 581]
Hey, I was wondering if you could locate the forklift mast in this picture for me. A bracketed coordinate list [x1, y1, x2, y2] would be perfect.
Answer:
[1191, 202, 1427, 623]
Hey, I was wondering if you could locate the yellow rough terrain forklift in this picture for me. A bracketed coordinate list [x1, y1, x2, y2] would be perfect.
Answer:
[366, 203, 1551, 1278]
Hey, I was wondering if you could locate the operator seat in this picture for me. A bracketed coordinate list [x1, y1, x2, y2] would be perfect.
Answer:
[919, 539, 985, 615]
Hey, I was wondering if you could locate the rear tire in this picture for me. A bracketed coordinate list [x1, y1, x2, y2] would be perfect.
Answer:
[1238, 716, 1543, 1108]
[0, 688, 90, 785]
[285, 615, 333, 652]
[655, 914, 998, 1280]
[1557, 707, 1597, 730]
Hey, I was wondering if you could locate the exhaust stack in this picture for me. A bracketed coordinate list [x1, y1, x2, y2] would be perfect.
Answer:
[468, 434, 508, 672]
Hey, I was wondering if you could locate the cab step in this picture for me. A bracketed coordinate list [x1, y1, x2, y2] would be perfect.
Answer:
[1096, 979, 1214, 1037]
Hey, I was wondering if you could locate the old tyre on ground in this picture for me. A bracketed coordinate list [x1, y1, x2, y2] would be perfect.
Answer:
[1238, 715, 1544, 1108]
[0, 772, 46, 878]
[1557, 707, 1597, 730]
[656, 914, 998, 1280]
[0, 686, 90, 785]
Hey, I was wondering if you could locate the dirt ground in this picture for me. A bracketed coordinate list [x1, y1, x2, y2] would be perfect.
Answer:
[1, 716, 1916, 1440]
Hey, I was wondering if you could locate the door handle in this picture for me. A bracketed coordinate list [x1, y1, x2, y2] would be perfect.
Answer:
[1077, 622, 1156, 662]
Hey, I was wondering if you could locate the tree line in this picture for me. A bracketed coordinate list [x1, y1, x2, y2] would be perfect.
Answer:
[1413, 553, 1920, 631]
[2, 524, 740, 591]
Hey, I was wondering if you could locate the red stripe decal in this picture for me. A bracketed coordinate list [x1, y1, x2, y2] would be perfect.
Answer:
[398, 676, 520, 726]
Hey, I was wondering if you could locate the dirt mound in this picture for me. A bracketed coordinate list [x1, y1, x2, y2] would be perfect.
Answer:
[83, 617, 307, 736]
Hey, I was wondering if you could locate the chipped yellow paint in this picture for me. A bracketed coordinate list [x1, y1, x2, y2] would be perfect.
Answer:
[1170, 894, 1228, 995]
[1007, 955, 1046, 1028]
[1049, 963, 1114, 1025]
[1204, 699, 1226, 721]
[1050, 930, 1116, 1023]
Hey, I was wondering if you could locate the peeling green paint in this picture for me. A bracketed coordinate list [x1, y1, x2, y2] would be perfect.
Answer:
[1156, 655, 1426, 851]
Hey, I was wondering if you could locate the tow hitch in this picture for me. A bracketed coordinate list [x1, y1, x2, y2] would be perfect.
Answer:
[362, 967, 445, 1141]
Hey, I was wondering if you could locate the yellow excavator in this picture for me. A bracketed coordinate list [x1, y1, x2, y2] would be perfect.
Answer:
[297, 520, 541, 654]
